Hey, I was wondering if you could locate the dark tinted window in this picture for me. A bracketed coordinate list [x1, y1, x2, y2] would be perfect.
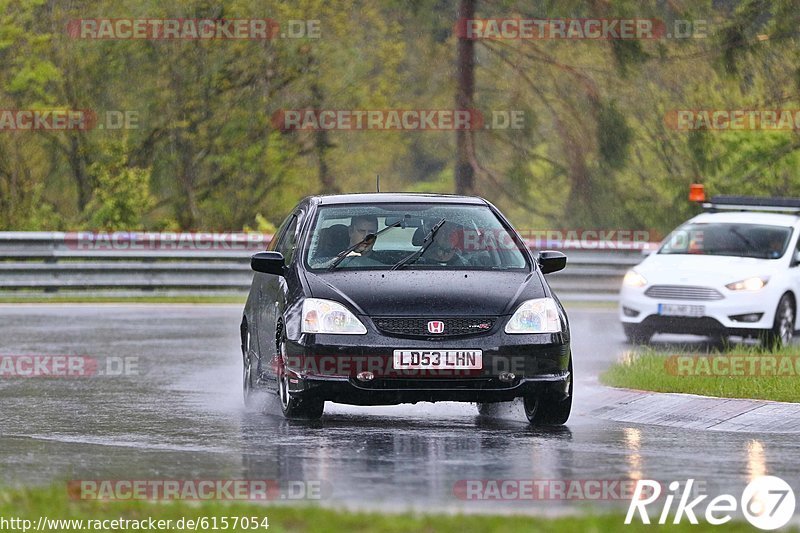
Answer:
[305, 203, 528, 271]
[659, 223, 792, 260]
[276, 215, 299, 264]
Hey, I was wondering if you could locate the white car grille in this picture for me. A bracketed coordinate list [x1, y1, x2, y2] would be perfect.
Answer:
[644, 285, 724, 301]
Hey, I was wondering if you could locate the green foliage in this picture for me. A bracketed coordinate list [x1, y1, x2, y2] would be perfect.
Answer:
[0, 0, 798, 237]
[406, 168, 452, 194]
[243, 213, 278, 234]
[84, 142, 154, 230]
[597, 101, 632, 171]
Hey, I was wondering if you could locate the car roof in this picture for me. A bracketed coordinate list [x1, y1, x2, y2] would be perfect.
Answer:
[689, 211, 800, 227]
[310, 193, 488, 206]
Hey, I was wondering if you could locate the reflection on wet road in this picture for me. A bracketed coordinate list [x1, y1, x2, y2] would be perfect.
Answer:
[0, 304, 798, 514]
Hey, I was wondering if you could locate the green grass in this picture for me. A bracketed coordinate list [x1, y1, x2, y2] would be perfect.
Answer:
[601, 345, 800, 402]
[0, 485, 777, 532]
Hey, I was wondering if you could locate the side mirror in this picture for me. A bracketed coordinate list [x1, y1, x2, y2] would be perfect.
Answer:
[538, 250, 567, 274]
[251, 251, 286, 276]
[793, 250, 800, 266]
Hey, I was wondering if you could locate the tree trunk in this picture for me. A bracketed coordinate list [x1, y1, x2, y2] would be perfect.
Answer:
[454, 0, 476, 196]
[174, 132, 199, 229]
[311, 83, 338, 194]
[68, 136, 90, 211]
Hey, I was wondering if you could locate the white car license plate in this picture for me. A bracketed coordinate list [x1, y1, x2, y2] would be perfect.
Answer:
[658, 304, 705, 317]
[393, 350, 482, 370]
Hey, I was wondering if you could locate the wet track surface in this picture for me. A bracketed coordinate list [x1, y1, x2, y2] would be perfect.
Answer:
[1, 303, 799, 515]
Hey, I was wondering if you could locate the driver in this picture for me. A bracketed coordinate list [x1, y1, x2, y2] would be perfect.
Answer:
[348, 215, 379, 256]
[767, 234, 786, 259]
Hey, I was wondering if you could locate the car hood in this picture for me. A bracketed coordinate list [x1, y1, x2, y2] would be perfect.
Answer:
[303, 270, 543, 316]
[635, 254, 781, 286]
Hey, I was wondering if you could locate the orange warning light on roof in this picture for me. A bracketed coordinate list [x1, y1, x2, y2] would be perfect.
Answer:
[689, 183, 706, 203]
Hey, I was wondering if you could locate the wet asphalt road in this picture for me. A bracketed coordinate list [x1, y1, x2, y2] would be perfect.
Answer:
[0, 303, 799, 516]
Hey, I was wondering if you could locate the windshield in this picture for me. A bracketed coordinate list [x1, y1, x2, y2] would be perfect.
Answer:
[658, 222, 793, 260]
[305, 203, 528, 271]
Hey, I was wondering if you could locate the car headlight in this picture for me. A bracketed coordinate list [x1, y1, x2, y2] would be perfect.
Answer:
[725, 277, 769, 291]
[301, 298, 367, 334]
[505, 298, 561, 334]
[622, 270, 648, 288]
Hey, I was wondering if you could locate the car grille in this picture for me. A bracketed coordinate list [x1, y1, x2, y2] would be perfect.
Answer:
[373, 317, 497, 338]
[644, 285, 724, 301]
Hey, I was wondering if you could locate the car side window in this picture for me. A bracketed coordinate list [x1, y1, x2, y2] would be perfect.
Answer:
[269, 215, 291, 251]
[276, 215, 299, 264]
[794, 230, 800, 265]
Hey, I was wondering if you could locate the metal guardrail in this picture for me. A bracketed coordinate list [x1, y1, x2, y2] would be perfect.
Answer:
[0, 232, 652, 300]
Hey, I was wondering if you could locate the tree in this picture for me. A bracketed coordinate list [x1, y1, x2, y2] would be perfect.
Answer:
[454, 0, 476, 196]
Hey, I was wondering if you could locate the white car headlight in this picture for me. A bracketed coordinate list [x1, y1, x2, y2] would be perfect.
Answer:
[622, 269, 648, 288]
[505, 298, 561, 334]
[301, 298, 367, 334]
[725, 277, 769, 291]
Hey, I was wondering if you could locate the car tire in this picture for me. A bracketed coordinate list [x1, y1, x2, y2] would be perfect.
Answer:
[708, 333, 730, 351]
[277, 339, 324, 420]
[623, 323, 652, 344]
[476, 402, 502, 417]
[242, 330, 257, 407]
[762, 294, 795, 350]
[524, 357, 573, 426]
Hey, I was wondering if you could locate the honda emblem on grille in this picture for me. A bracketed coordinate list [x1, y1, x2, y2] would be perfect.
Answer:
[427, 320, 445, 334]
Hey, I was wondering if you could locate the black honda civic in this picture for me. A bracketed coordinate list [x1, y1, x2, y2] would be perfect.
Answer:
[240, 193, 572, 425]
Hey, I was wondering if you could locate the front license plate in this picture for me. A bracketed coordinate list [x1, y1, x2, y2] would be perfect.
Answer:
[393, 350, 483, 370]
[658, 303, 705, 317]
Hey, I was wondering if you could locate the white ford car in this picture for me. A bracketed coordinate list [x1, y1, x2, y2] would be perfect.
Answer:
[619, 195, 800, 347]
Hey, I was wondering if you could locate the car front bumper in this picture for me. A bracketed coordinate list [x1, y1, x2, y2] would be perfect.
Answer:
[280, 328, 571, 405]
[619, 284, 778, 334]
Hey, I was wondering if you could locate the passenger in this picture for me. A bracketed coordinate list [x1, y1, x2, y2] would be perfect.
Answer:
[428, 224, 469, 266]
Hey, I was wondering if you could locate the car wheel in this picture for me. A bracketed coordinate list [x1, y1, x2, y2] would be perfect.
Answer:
[242, 330, 256, 407]
[708, 333, 730, 351]
[277, 340, 324, 420]
[762, 294, 795, 349]
[476, 402, 502, 417]
[524, 357, 573, 426]
[623, 323, 652, 344]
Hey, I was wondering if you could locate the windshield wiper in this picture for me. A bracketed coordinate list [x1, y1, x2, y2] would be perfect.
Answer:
[327, 219, 404, 271]
[390, 218, 446, 271]
[728, 227, 756, 250]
